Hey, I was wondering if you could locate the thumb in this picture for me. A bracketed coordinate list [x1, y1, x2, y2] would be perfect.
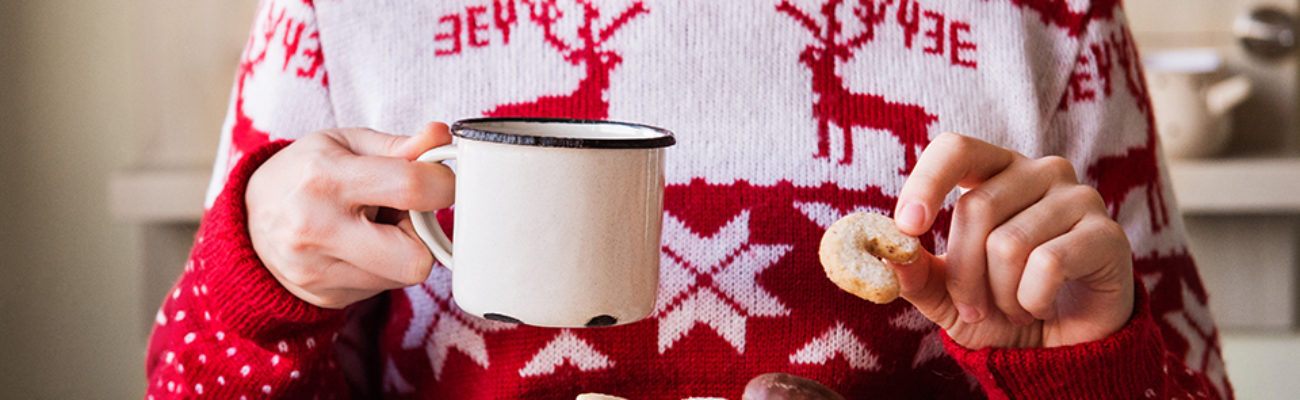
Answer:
[331, 122, 452, 159]
[891, 250, 959, 327]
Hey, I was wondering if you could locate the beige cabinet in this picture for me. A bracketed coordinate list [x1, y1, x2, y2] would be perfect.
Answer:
[1130, 2, 1300, 398]
[1129, 0, 1298, 156]
[1129, 0, 1300, 330]
[111, 0, 258, 330]
[132, 0, 259, 168]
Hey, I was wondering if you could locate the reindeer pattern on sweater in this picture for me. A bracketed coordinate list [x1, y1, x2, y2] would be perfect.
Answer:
[151, 0, 1230, 399]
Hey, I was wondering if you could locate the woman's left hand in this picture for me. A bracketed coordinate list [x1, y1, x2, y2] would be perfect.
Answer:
[889, 132, 1135, 349]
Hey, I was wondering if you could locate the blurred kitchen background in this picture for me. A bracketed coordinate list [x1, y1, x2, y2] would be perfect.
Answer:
[1, 0, 1299, 398]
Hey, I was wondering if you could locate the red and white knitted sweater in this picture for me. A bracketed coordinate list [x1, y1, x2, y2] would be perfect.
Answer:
[147, 0, 1232, 398]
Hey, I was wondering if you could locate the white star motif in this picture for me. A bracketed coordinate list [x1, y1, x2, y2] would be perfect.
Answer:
[910, 331, 946, 369]
[793, 201, 885, 231]
[425, 314, 487, 381]
[890, 306, 934, 331]
[788, 322, 880, 370]
[1163, 280, 1227, 397]
[401, 285, 438, 349]
[381, 358, 414, 394]
[794, 201, 948, 252]
[398, 270, 515, 381]
[890, 307, 979, 392]
[1205, 350, 1228, 400]
[658, 290, 747, 354]
[890, 307, 946, 368]
[655, 210, 793, 354]
[1140, 271, 1162, 294]
[518, 330, 614, 377]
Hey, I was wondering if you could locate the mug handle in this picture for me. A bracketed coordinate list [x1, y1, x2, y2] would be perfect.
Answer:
[409, 144, 458, 271]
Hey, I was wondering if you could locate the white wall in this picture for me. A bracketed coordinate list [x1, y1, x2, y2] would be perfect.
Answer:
[0, 0, 252, 397]
[0, 0, 145, 397]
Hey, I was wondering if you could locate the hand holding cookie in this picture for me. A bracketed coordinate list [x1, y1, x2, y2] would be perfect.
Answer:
[870, 133, 1133, 349]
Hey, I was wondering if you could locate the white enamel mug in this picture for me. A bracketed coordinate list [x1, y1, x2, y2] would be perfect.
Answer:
[409, 118, 675, 328]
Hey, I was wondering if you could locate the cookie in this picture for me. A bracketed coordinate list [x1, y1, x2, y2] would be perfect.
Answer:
[818, 212, 921, 304]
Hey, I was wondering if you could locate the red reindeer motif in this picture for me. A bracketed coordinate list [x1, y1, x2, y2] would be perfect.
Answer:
[779, 0, 937, 174]
[483, 0, 647, 119]
[229, 4, 327, 162]
[1085, 28, 1169, 232]
[228, 6, 286, 160]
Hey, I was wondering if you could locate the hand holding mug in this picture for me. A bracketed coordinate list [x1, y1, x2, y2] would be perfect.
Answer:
[246, 123, 454, 309]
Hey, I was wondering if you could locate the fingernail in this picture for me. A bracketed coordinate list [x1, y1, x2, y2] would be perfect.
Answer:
[955, 302, 983, 324]
[897, 202, 926, 233]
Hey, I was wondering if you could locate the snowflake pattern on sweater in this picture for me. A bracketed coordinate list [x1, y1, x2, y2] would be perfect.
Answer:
[153, 0, 1232, 398]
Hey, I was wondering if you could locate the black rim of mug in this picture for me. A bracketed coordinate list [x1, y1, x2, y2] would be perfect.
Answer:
[451, 117, 677, 149]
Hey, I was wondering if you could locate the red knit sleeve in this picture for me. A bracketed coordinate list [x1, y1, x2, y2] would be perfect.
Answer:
[146, 141, 350, 399]
[943, 275, 1221, 399]
[146, 0, 350, 396]
[941, 1, 1231, 398]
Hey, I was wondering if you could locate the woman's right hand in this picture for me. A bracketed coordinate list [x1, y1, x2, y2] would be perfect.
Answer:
[245, 122, 455, 309]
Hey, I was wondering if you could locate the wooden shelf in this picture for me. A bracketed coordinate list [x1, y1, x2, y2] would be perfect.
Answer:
[109, 167, 210, 223]
[106, 156, 1298, 223]
[1168, 157, 1300, 214]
